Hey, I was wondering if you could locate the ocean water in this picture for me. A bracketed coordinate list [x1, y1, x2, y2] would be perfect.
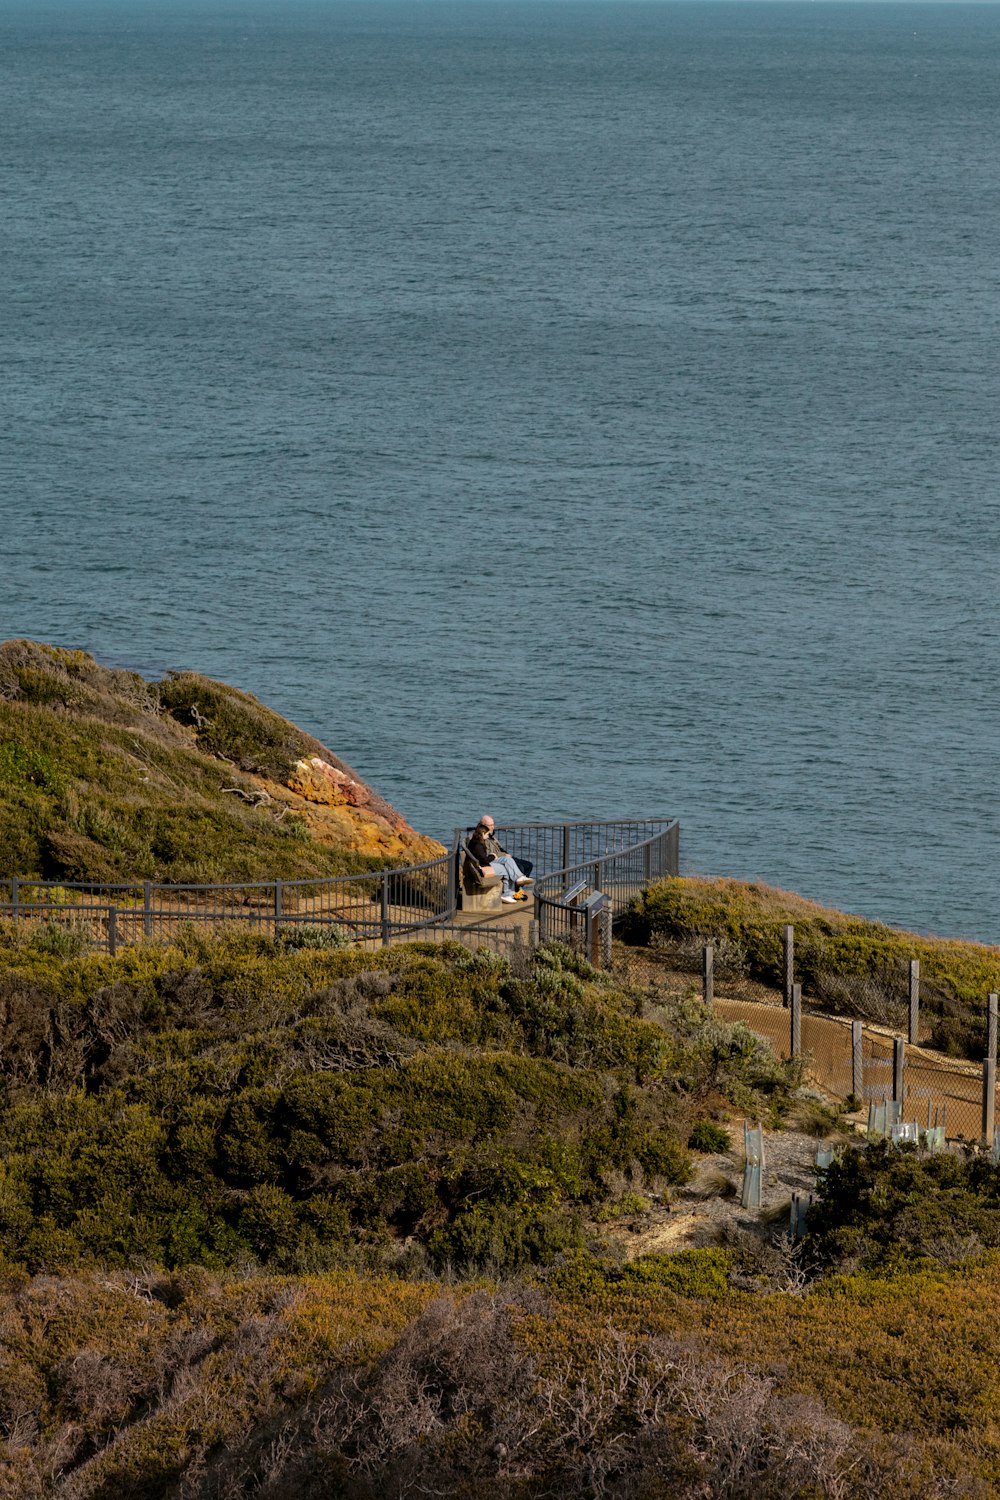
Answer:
[2, 0, 999, 941]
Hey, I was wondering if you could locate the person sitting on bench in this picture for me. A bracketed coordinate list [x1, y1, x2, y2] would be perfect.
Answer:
[468, 816, 534, 904]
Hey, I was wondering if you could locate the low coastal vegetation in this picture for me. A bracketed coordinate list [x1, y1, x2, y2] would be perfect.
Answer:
[1, 927, 999, 1493]
[0, 639, 440, 883]
[623, 874, 1000, 1060]
[0, 931, 794, 1277]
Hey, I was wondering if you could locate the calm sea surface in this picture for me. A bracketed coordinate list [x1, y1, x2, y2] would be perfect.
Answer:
[2, 1, 999, 940]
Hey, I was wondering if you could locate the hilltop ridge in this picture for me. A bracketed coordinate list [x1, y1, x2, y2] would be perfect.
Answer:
[0, 640, 442, 882]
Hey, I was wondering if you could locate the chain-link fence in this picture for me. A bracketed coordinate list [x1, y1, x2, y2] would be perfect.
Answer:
[612, 941, 995, 1146]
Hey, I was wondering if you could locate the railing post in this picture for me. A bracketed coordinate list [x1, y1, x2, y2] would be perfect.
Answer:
[447, 833, 459, 914]
[380, 872, 390, 947]
[11, 876, 18, 923]
[852, 1020, 863, 1102]
[783, 924, 794, 1010]
[562, 823, 571, 871]
[107, 905, 118, 958]
[908, 959, 920, 1044]
[702, 943, 714, 1007]
[668, 822, 679, 876]
[274, 879, 283, 934]
[790, 983, 801, 1058]
[643, 840, 652, 884]
[893, 1037, 905, 1105]
[143, 881, 152, 940]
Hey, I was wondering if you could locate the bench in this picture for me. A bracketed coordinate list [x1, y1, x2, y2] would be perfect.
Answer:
[456, 838, 503, 912]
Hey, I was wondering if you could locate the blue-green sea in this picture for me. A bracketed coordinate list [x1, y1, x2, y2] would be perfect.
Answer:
[3, 1, 999, 940]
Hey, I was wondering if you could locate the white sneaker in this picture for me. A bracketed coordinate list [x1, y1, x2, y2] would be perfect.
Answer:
[515, 876, 534, 887]
[501, 894, 518, 904]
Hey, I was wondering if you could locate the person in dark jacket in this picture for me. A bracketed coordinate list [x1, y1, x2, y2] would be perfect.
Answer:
[468, 816, 533, 903]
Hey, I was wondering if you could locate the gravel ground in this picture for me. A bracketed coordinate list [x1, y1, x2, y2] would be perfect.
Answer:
[605, 1120, 839, 1258]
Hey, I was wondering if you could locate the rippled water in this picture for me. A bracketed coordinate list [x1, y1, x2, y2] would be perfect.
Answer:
[3, 1, 999, 940]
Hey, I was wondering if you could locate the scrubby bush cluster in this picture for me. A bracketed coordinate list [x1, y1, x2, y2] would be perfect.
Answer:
[808, 1139, 1000, 1271]
[0, 935, 797, 1278]
[622, 875, 1000, 1059]
[0, 1270, 972, 1500]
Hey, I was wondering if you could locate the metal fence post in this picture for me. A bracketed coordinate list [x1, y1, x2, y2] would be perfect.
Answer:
[668, 822, 679, 876]
[274, 879, 283, 934]
[380, 872, 390, 947]
[143, 881, 152, 940]
[11, 876, 19, 925]
[702, 943, 714, 1007]
[908, 959, 920, 1044]
[107, 906, 118, 957]
[790, 983, 801, 1058]
[893, 1037, 905, 1104]
[562, 823, 571, 871]
[783, 924, 794, 1010]
[852, 1020, 863, 1102]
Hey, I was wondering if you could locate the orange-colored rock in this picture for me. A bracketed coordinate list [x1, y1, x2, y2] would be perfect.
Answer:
[287, 755, 366, 810]
[251, 771, 444, 863]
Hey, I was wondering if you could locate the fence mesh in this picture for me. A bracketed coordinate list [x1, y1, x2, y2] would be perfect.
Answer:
[611, 942, 997, 1147]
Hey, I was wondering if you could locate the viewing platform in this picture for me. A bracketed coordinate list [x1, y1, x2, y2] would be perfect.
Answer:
[0, 817, 680, 970]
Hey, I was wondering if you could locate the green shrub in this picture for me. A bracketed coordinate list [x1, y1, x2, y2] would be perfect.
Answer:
[687, 1120, 731, 1154]
[808, 1140, 1000, 1271]
[617, 1247, 732, 1298]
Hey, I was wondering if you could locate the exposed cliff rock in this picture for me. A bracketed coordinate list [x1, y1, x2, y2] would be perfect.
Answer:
[0, 640, 442, 881]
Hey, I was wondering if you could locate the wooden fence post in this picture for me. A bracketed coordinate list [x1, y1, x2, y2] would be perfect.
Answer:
[852, 1020, 863, 1101]
[790, 983, 801, 1058]
[702, 943, 714, 1006]
[988, 992, 998, 1060]
[600, 906, 613, 970]
[983, 994, 998, 1147]
[908, 959, 920, 1044]
[783, 924, 794, 1010]
[893, 1037, 905, 1105]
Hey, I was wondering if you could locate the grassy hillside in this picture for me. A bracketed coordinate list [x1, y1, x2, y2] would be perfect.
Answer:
[622, 874, 1000, 1060]
[0, 640, 442, 883]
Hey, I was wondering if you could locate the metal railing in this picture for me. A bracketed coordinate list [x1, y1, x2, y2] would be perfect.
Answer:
[527, 820, 679, 954]
[1, 817, 680, 960]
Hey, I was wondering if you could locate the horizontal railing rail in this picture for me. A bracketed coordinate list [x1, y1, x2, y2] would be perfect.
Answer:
[1, 817, 679, 960]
